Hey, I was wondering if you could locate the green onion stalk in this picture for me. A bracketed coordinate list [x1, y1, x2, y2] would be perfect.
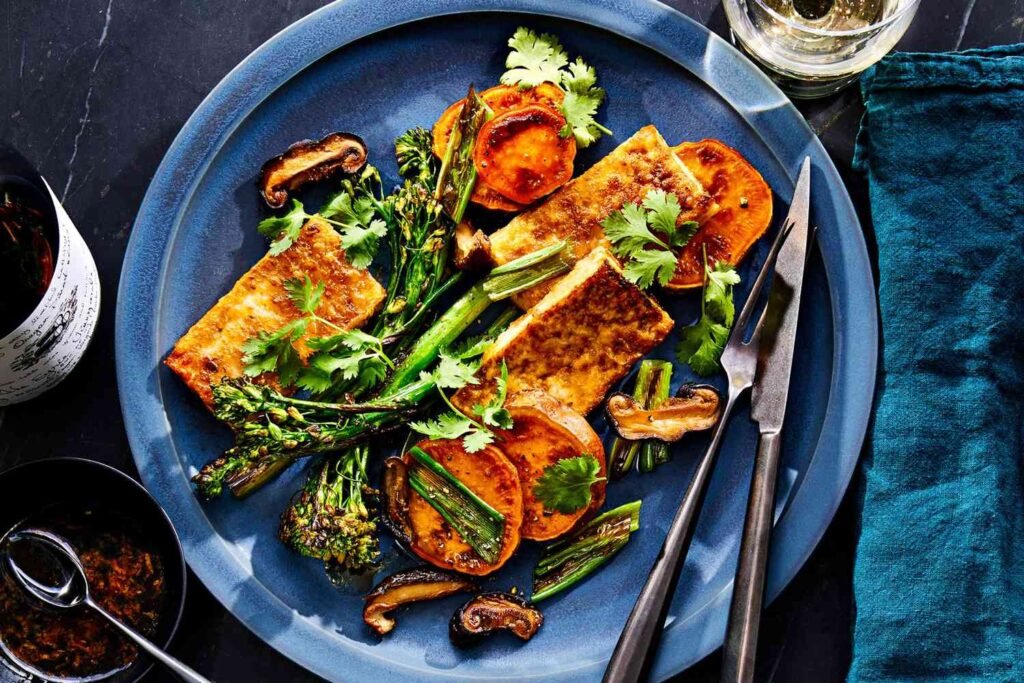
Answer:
[406, 446, 505, 564]
[532, 500, 642, 602]
[608, 360, 674, 478]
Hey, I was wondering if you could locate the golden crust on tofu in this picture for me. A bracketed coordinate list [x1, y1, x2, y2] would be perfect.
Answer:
[488, 125, 718, 309]
[452, 247, 674, 416]
[164, 218, 386, 407]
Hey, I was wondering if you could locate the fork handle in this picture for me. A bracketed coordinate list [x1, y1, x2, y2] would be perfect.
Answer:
[603, 394, 741, 683]
[721, 430, 783, 683]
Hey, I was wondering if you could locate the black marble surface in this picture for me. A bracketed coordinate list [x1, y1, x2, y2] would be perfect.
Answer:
[1, 1, 1020, 681]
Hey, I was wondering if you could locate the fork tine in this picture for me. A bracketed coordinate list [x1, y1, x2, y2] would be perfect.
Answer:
[729, 219, 794, 346]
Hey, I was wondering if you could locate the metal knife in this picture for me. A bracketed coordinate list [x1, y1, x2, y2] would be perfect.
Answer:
[720, 157, 813, 683]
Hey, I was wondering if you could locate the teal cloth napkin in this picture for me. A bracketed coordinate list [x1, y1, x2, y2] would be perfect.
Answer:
[850, 45, 1024, 682]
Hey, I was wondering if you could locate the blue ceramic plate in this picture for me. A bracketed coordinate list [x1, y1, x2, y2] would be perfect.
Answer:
[115, 1, 876, 681]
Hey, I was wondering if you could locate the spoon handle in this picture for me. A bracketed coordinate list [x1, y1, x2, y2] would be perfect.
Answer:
[86, 598, 212, 683]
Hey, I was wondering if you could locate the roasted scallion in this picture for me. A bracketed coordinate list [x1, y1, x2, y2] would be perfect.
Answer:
[609, 361, 673, 478]
[407, 446, 505, 564]
[532, 500, 641, 602]
[436, 86, 490, 224]
[639, 361, 673, 473]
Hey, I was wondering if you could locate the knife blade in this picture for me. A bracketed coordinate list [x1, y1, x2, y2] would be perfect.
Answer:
[750, 157, 812, 431]
[720, 156, 813, 683]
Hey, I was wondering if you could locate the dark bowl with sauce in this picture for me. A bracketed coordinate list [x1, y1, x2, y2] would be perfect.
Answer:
[0, 458, 187, 683]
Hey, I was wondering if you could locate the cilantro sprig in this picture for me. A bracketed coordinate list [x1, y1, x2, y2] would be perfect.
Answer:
[240, 276, 393, 394]
[533, 454, 606, 514]
[500, 27, 612, 148]
[409, 359, 513, 453]
[675, 251, 741, 376]
[256, 193, 386, 267]
[601, 189, 699, 289]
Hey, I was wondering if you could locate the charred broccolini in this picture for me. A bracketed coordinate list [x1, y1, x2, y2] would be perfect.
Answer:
[278, 446, 380, 574]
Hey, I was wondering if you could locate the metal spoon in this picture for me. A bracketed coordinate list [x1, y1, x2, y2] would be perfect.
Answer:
[3, 528, 211, 683]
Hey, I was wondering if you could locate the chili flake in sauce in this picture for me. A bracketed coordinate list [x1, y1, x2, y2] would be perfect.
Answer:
[0, 506, 166, 680]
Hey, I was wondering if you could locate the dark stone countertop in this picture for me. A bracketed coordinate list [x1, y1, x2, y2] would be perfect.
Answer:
[1, 1, 1020, 681]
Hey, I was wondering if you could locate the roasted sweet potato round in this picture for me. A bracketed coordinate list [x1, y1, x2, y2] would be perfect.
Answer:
[470, 183, 526, 213]
[403, 439, 523, 576]
[474, 105, 576, 206]
[668, 139, 773, 290]
[431, 84, 565, 160]
[498, 390, 606, 541]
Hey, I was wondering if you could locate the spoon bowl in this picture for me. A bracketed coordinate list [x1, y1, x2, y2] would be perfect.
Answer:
[2, 522, 210, 683]
[4, 529, 90, 610]
[0, 458, 187, 683]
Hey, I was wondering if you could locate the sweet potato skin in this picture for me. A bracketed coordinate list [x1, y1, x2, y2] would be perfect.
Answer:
[474, 105, 576, 206]
[668, 140, 773, 289]
[470, 183, 526, 213]
[499, 390, 606, 541]
[403, 440, 523, 576]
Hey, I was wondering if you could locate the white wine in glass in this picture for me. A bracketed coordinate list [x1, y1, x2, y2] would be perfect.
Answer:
[724, 0, 920, 98]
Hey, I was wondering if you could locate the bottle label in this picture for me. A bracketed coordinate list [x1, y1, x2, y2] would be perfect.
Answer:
[0, 180, 101, 406]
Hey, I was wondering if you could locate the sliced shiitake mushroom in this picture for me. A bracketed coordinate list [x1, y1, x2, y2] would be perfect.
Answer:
[449, 592, 544, 647]
[606, 384, 721, 442]
[380, 457, 412, 545]
[259, 132, 368, 208]
[363, 567, 477, 636]
[453, 220, 494, 271]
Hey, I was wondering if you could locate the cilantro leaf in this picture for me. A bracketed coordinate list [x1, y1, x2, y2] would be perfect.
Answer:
[337, 217, 387, 269]
[672, 221, 701, 248]
[642, 189, 682, 237]
[414, 359, 512, 452]
[501, 27, 568, 88]
[240, 318, 308, 386]
[258, 199, 311, 255]
[675, 254, 741, 376]
[558, 59, 608, 149]
[302, 329, 391, 396]
[676, 316, 731, 376]
[622, 248, 679, 289]
[532, 454, 605, 513]
[473, 362, 513, 430]
[602, 202, 668, 257]
[408, 412, 495, 453]
[320, 192, 387, 269]
[429, 353, 480, 391]
[706, 261, 741, 325]
[603, 189, 704, 290]
[284, 276, 325, 314]
[561, 57, 597, 92]
[500, 29, 610, 148]
[409, 412, 477, 441]
[462, 428, 496, 453]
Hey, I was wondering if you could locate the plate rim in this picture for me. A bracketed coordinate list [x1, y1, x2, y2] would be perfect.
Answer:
[115, 1, 877, 681]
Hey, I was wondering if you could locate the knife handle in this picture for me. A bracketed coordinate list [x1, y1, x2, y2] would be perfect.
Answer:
[603, 394, 741, 683]
[721, 430, 783, 683]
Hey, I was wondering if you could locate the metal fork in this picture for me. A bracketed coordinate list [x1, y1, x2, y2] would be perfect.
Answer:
[602, 220, 794, 683]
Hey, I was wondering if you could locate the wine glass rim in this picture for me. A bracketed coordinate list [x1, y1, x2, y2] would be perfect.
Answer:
[750, 0, 921, 37]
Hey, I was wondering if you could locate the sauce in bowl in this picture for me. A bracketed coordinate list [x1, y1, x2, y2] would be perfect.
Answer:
[0, 505, 166, 681]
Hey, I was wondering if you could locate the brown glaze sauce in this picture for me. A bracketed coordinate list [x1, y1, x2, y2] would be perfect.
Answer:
[0, 506, 166, 680]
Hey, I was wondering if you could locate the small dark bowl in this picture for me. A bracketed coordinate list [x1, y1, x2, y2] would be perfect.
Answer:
[0, 458, 187, 683]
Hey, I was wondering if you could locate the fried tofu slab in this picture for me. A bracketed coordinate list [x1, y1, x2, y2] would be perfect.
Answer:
[453, 247, 674, 417]
[165, 218, 386, 407]
[488, 125, 718, 309]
